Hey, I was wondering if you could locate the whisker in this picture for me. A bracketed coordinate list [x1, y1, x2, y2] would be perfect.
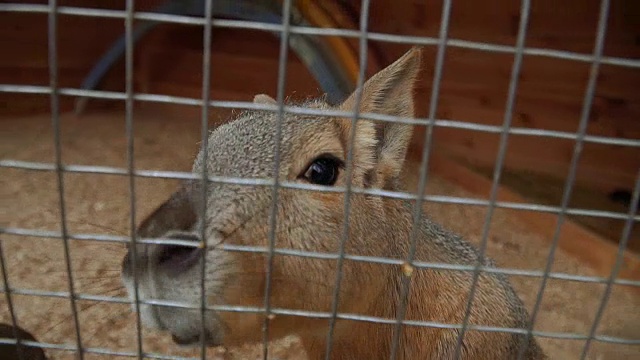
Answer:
[41, 209, 129, 236]
[73, 242, 126, 250]
[82, 305, 129, 346]
[74, 279, 124, 293]
[80, 282, 125, 294]
[77, 288, 127, 311]
[76, 282, 122, 293]
[73, 273, 123, 279]
[95, 286, 127, 296]
[41, 311, 75, 335]
[81, 222, 128, 237]
[74, 275, 121, 282]
[46, 268, 123, 274]
[74, 272, 122, 279]
[70, 250, 125, 259]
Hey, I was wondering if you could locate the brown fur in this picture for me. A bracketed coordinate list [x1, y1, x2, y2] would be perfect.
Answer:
[121, 47, 546, 359]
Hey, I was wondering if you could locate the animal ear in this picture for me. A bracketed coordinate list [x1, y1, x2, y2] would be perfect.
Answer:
[136, 187, 196, 238]
[253, 94, 277, 105]
[337, 47, 422, 189]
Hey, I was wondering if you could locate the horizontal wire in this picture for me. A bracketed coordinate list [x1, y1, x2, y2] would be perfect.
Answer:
[1, 85, 638, 148]
[2, 159, 639, 223]
[0, 292, 638, 346]
[1, 4, 639, 69]
[1, 229, 639, 287]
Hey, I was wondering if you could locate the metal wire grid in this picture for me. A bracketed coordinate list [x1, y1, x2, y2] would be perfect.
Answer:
[0, 0, 639, 359]
[454, 0, 532, 356]
[389, 0, 452, 358]
[324, 0, 371, 357]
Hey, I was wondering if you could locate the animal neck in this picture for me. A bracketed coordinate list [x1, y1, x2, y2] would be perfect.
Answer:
[299, 196, 428, 359]
[301, 322, 396, 360]
[300, 273, 409, 360]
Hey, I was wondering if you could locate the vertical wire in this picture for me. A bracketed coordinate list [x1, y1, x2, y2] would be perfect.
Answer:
[515, 0, 610, 358]
[48, 1, 84, 358]
[199, 0, 214, 359]
[323, 1, 371, 359]
[0, 237, 25, 360]
[580, 169, 640, 359]
[387, 1, 453, 359]
[452, 0, 531, 357]
[261, 0, 293, 358]
[124, 0, 145, 359]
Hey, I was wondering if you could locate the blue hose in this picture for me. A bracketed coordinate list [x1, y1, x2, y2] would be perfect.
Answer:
[75, 0, 353, 114]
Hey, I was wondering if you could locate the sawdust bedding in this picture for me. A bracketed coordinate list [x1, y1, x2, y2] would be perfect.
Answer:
[1, 111, 638, 359]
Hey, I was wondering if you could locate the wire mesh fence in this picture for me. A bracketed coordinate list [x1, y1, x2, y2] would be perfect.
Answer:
[1, 0, 639, 359]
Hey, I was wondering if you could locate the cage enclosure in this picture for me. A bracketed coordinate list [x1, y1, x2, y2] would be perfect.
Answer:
[0, 0, 639, 359]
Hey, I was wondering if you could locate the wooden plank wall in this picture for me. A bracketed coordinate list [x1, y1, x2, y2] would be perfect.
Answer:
[0, 0, 324, 123]
[358, 0, 640, 193]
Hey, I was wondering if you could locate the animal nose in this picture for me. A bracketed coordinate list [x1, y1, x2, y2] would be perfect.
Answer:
[155, 242, 202, 273]
[121, 245, 147, 278]
[121, 250, 132, 277]
[121, 232, 202, 277]
[154, 232, 202, 273]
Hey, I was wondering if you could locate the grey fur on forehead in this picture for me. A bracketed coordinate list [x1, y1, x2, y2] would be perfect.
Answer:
[192, 99, 335, 179]
[192, 111, 280, 179]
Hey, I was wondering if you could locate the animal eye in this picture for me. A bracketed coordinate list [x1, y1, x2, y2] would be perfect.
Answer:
[303, 156, 341, 186]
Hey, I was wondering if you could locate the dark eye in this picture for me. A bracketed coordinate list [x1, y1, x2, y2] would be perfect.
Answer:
[303, 156, 341, 186]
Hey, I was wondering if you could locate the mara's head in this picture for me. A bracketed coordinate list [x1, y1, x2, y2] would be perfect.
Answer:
[121, 47, 422, 347]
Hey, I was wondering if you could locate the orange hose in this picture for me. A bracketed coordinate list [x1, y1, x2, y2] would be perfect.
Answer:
[295, 0, 360, 86]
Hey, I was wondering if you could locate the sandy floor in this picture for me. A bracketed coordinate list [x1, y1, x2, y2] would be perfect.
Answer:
[1, 107, 639, 359]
